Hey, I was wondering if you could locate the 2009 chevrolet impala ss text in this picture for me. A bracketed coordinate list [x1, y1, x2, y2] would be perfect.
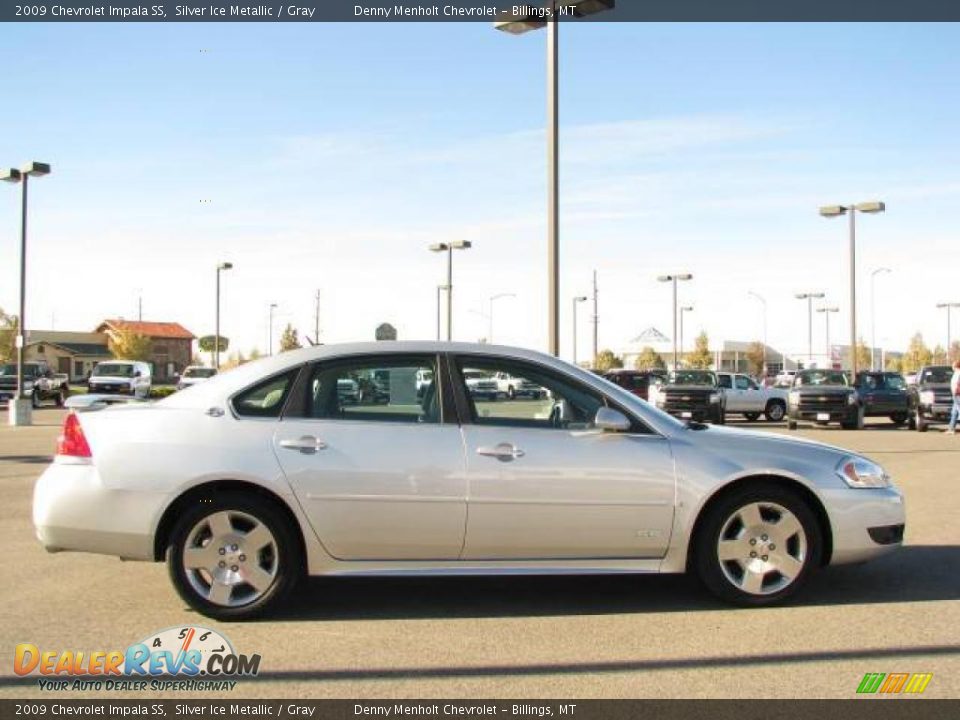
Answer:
[33, 342, 904, 620]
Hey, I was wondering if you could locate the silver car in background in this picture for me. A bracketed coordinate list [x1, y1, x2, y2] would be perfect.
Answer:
[34, 342, 904, 620]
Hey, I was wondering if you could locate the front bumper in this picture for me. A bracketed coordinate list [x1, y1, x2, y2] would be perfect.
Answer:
[789, 408, 856, 423]
[919, 403, 952, 421]
[33, 459, 169, 561]
[88, 384, 135, 395]
[823, 485, 905, 565]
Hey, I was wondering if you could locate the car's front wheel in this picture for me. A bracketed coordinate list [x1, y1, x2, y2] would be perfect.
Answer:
[693, 484, 822, 606]
[167, 493, 302, 621]
[765, 400, 786, 422]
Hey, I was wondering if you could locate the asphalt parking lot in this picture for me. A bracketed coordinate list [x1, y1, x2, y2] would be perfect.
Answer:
[1, 408, 958, 699]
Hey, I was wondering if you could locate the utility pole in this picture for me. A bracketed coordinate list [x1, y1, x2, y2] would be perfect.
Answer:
[314, 290, 321, 344]
[591, 270, 598, 367]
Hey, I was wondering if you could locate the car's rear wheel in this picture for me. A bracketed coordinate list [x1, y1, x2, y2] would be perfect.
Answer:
[693, 484, 822, 606]
[765, 400, 786, 422]
[167, 493, 302, 621]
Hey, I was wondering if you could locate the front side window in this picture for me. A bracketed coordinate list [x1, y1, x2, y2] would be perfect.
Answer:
[735, 376, 753, 390]
[717, 374, 732, 389]
[233, 370, 298, 418]
[307, 356, 441, 424]
[455, 357, 606, 431]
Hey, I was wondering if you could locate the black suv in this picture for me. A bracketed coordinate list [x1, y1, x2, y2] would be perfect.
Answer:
[787, 369, 861, 430]
[652, 370, 724, 424]
[854, 371, 910, 426]
[908, 365, 953, 432]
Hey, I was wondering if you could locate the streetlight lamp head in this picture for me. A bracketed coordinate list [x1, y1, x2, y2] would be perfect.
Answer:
[656, 275, 672, 282]
[218, 261, 233, 270]
[493, 18, 546, 34]
[574, 296, 587, 302]
[428, 243, 449, 253]
[855, 201, 885, 214]
[494, 0, 614, 32]
[450, 240, 472, 250]
[819, 205, 847, 218]
[21, 162, 51, 177]
[676, 273, 693, 281]
[681, 305, 693, 312]
[0, 168, 22, 183]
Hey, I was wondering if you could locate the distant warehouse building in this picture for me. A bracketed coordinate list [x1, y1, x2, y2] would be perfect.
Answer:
[24, 331, 112, 382]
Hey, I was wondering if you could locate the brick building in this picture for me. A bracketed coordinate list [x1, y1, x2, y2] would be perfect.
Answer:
[94, 320, 196, 382]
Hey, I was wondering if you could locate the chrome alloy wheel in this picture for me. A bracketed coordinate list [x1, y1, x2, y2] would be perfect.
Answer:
[182, 510, 279, 607]
[716, 501, 808, 596]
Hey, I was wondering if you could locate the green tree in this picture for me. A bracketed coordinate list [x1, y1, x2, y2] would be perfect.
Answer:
[108, 327, 152, 362]
[885, 355, 902, 372]
[633, 346, 665, 371]
[901, 333, 933, 373]
[594, 349, 623, 371]
[686, 331, 713, 370]
[932, 344, 948, 365]
[0, 308, 17, 363]
[855, 338, 872, 370]
[745, 341, 766, 377]
[278, 324, 301, 352]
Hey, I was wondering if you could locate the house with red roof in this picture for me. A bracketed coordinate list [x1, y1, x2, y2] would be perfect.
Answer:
[94, 319, 196, 382]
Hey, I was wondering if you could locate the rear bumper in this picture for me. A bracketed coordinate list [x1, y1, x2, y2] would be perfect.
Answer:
[33, 459, 169, 561]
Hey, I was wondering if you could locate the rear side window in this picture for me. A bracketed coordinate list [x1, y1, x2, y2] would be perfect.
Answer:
[233, 370, 298, 418]
[718, 375, 732, 389]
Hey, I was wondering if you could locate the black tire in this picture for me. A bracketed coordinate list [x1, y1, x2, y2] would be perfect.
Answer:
[764, 401, 786, 423]
[692, 483, 823, 606]
[743, 412, 760, 422]
[841, 406, 865, 430]
[787, 419, 798, 431]
[507, 387, 516, 400]
[915, 409, 928, 433]
[890, 412, 908, 426]
[31, 390, 40, 409]
[166, 492, 302, 621]
[55, 388, 67, 407]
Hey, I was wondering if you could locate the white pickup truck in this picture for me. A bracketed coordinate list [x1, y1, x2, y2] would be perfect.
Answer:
[716, 372, 788, 422]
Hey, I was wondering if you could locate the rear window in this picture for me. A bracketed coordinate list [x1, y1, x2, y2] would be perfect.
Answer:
[233, 370, 298, 418]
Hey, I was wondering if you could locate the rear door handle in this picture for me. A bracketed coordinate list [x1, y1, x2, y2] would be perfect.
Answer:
[476, 443, 525, 461]
[279, 435, 328, 454]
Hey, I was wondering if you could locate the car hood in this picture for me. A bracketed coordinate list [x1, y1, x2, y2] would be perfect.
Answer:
[791, 385, 853, 394]
[89, 376, 135, 383]
[662, 384, 717, 391]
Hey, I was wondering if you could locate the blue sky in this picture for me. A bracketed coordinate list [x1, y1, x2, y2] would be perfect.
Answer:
[1, 22, 958, 362]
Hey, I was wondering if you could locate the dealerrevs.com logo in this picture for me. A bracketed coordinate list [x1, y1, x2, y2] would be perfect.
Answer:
[14, 626, 260, 692]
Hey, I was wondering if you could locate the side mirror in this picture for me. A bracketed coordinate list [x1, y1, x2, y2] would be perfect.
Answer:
[595, 407, 631, 432]
[133, 370, 141, 378]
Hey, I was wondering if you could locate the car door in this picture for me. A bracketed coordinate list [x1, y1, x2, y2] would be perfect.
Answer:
[717, 373, 740, 411]
[271, 354, 468, 561]
[452, 355, 675, 560]
[734, 375, 757, 411]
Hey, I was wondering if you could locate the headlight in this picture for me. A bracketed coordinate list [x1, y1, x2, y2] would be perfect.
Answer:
[847, 392, 858, 406]
[709, 392, 721, 404]
[837, 457, 891, 489]
[789, 391, 800, 405]
[919, 390, 936, 405]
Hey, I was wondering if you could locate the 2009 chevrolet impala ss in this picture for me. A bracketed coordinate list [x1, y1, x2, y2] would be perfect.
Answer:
[34, 342, 905, 620]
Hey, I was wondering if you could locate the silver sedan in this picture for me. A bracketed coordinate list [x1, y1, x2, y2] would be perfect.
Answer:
[34, 342, 905, 620]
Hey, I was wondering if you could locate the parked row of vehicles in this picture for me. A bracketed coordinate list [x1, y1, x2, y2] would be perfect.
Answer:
[600, 364, 957, 431]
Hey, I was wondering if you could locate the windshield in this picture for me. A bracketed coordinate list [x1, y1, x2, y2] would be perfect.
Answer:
[920, 366, 952, 384]
[92, 363, 135, 378]
[795, 370, 848, 387]
[0, 364, 17, 377]
[668, 371, 716, 386]
[884, 374, 906, 390]
[183, 368, 217, 379]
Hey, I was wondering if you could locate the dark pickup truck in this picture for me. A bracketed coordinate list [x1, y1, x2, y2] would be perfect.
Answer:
[649, 369, 725, 424]
[908, 365, 954, 432]
[854, 371, 910, 426]
[787, 368, 862, 430]
[0, 361, 69, 408]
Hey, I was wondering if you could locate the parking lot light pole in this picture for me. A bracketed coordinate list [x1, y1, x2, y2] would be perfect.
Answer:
[816, 307, 839, 368]
[819, 202, 885, 377]
[936, 302, 960, 351]
[870, 267, 891, 370]
[795, 292, 825, 368]
[747, 291, 768, 376]
[658, 273, 693, 371]
[571, 295, 587, 364]
[429, 241, 472, 341]
[679, 306, 693, 365]
[495, 0, 615, 357]
[3, 162, 51, 427]
[488, 293, 516, 344]
[214, 262, 232, 370]
[268, 303, 278, 356]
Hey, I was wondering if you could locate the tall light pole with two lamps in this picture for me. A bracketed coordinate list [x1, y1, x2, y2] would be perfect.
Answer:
[795, 292, 825, 369]
[2, 162, 52, 427]
[870, 267, 891, 370]
[429, 241, 472, 341]
[679, 305, 693, 366]
[214, 262, 233, 370]
[819, 201, 885, 376]
[571, 295, 587, 364]
[657, 273, 693, 371]
[816, 306, 839, 368]
[494, 0, 615, 356]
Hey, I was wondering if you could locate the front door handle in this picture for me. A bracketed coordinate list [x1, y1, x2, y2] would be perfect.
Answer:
[279, 435, 328, 454]
[476, 443, 525, 462]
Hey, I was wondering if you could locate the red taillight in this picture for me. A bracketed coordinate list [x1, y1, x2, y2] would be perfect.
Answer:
[56, 412, 91, 458]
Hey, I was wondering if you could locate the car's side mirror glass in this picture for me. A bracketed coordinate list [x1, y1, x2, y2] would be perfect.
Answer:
[595, 407, 631, 432]
[133, 370, 141, 377]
